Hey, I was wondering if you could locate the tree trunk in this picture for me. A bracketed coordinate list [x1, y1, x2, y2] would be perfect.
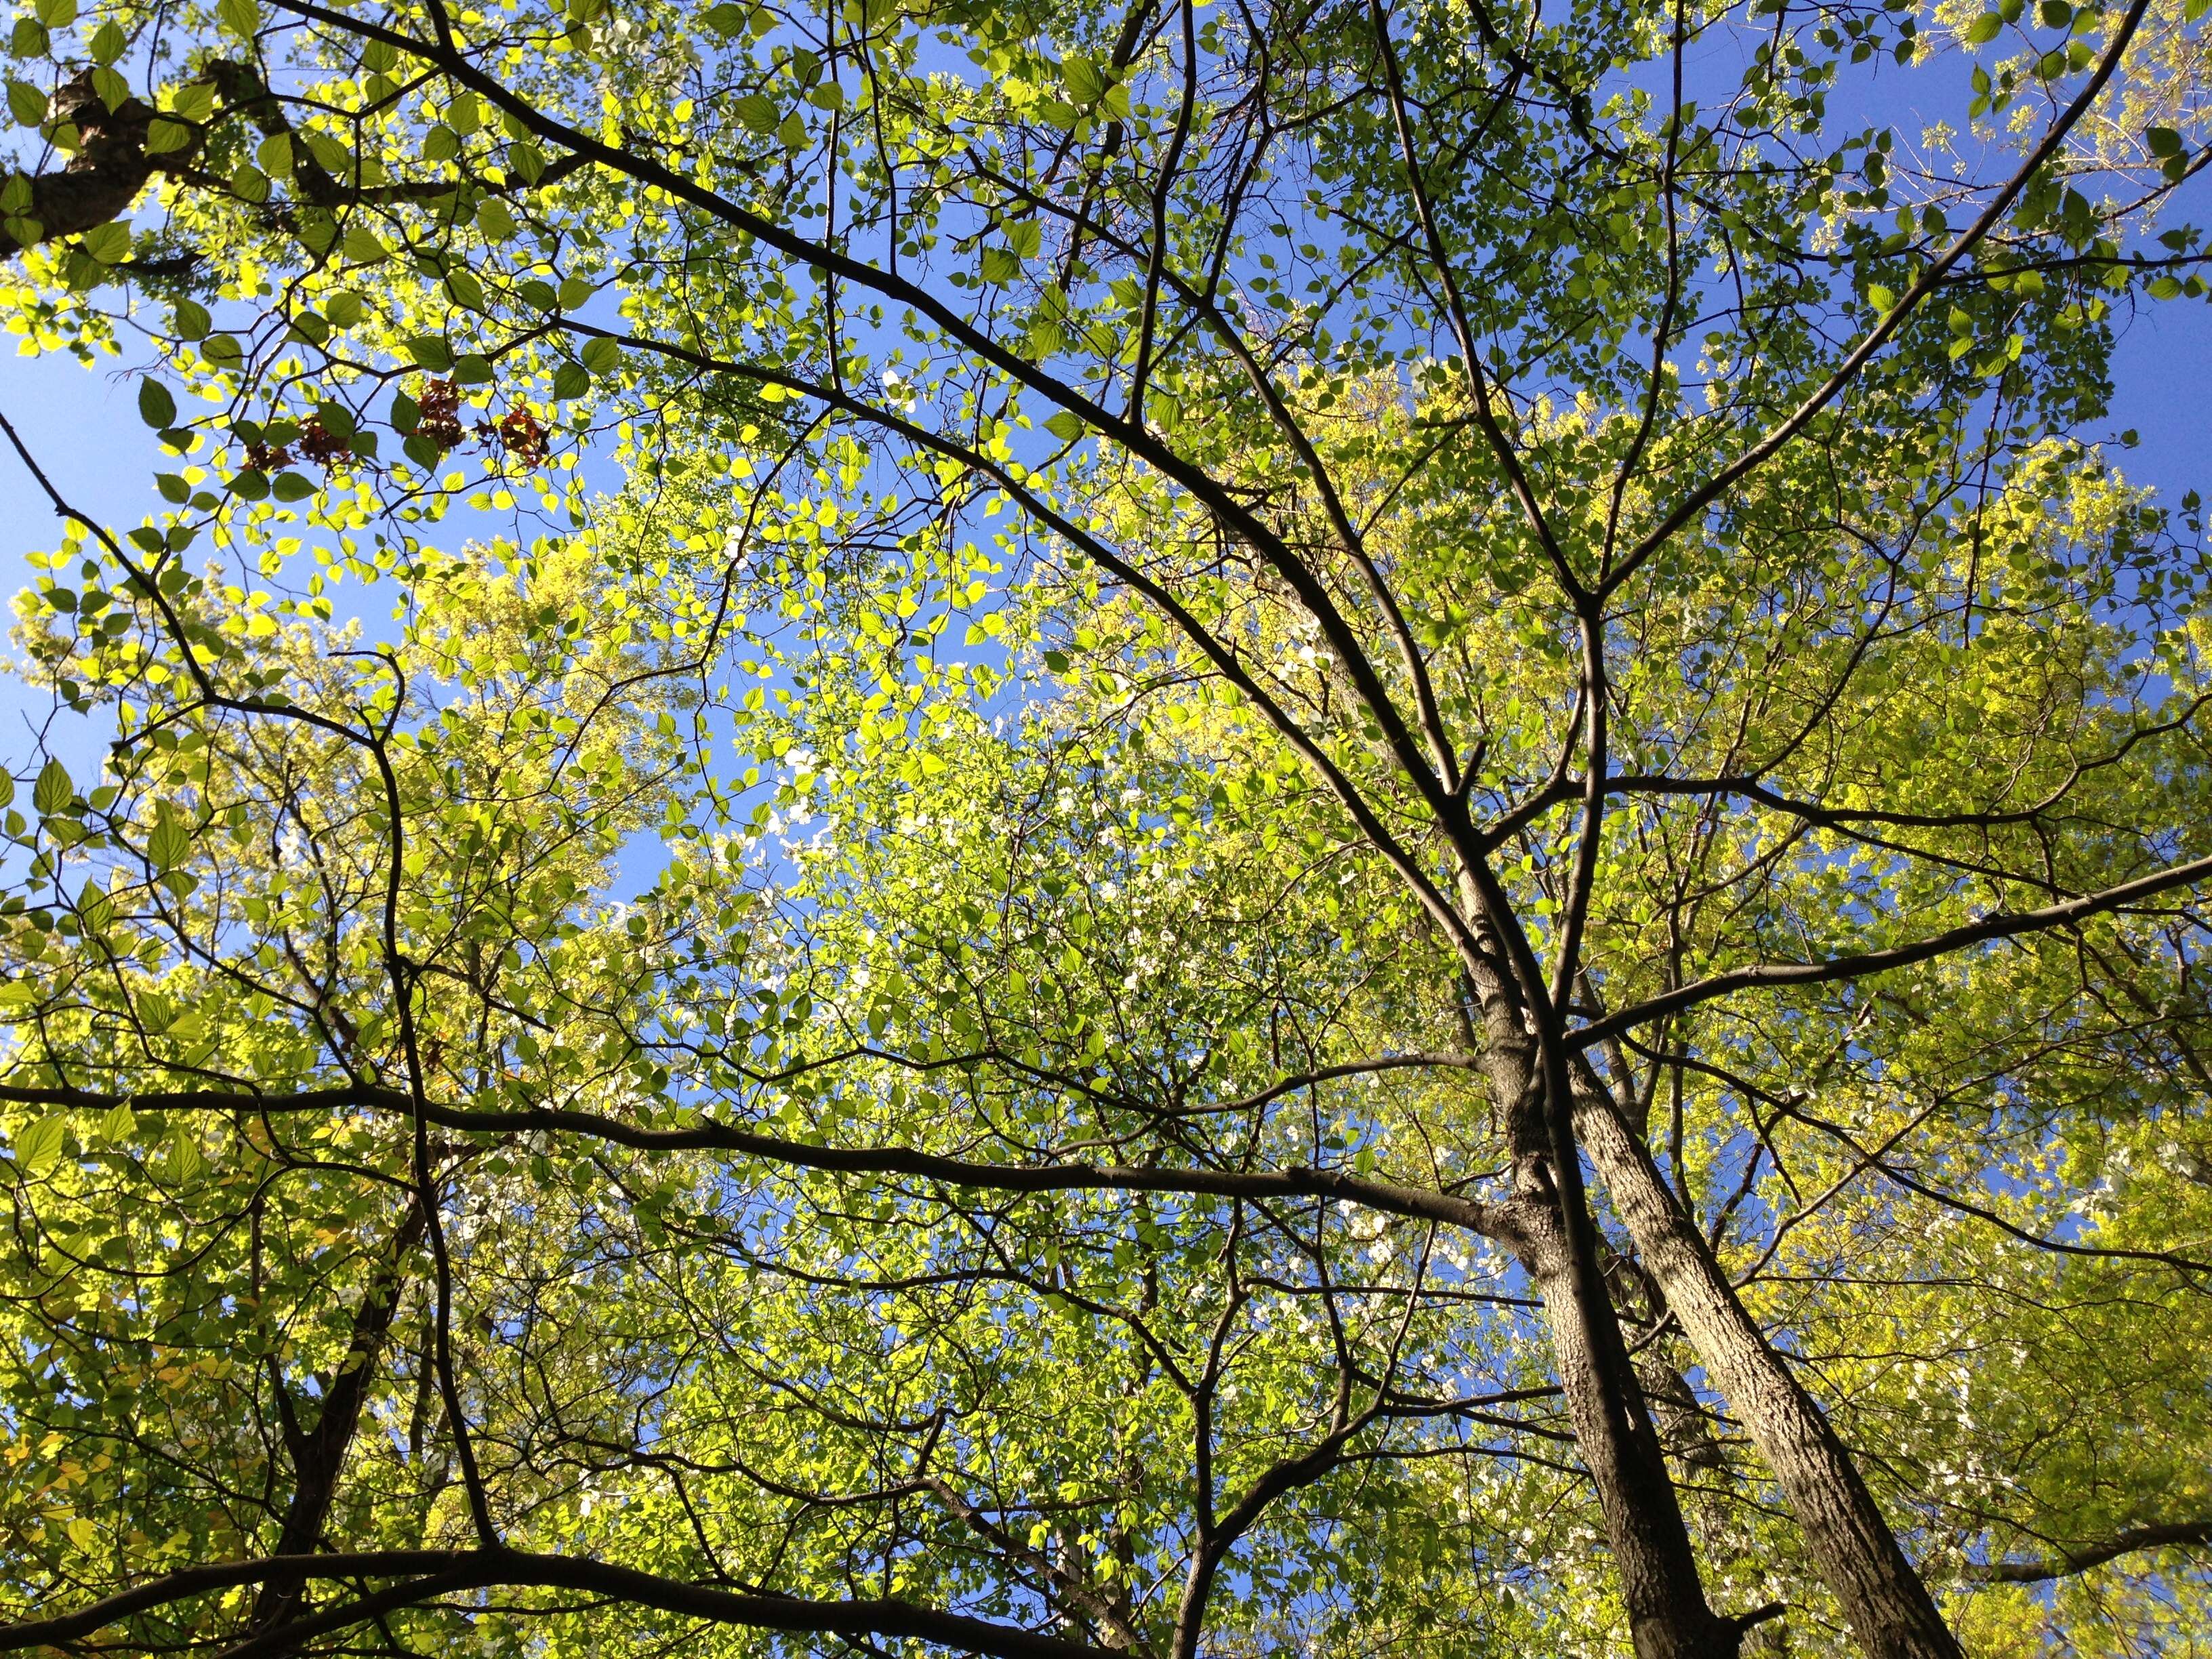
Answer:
[1467, 991, 1741, 1659]
[1518, 1210, 1743, 1659]
[1572, 1081, 1963, 1659]
[252, 1203, 428, 1629]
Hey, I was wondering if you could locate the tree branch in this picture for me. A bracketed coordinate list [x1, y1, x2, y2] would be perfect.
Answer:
[0, 1082, 1517, 1240]
[0, 1549, 1109, 1659]
[1967, 1519, 2212, 1584]
[1573, 851, 2212, 1049]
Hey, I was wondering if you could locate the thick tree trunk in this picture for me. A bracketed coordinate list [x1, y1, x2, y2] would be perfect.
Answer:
[1519, 1214, 1742, 1659]
[1466, 991, 1740, 1659]
[1572, 1082, 1963, 1659]
[0, 75, 163, 260]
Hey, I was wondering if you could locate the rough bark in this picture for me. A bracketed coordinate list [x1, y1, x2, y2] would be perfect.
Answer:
[1517, 1212, 1743, 1659]
[1468, 991, 1741, 1659]
[1572, 1078, 1963, 1659]
[0, 74, 165, 258]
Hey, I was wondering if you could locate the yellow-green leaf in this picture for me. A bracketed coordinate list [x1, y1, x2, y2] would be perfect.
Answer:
[5, 80, 46, 126]
[78, 220, 129, 263]
[734, 94, 779, 135]
[144, 117, 194, 156]
[1062, 54, 1105, 104]
[11, 1117, 66, 1177]
[343, 223, 390, 264]
[33, 757, 72, 815]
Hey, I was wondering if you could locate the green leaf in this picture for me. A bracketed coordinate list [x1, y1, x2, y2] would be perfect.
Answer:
[161, 1131, 204, 1185]
[1965, 11, 2003, 42]
[701, 1, 747, 34]
[217, 0, 260, 36]
[1062, 54, 1105, 105]
[342, 224, 389, 264]
[79, 221, 129, 264]
[168, 82, 216, 123]
[407, 336, 455, 371]
[138, 377, 178, 429]
[5, 80, 47, 126]
[552, 361, 591, 400]
[446, 268, 487, 310]
[302, 132, 352, 176]
[1044, 410, 1084, 441]
[33, 756, 73, 815]
[144, 118, 193, 156]
[1005, 218, 1042, 259]
[31, 0, 74, 29]
[10, 1116, 66, 1177]
[87, 18, 125, 62]
[981, 246, 1023, 284]
[171, 298, 212, 340]
[0, 770, 13, 809]
[580, 336, 622, 373]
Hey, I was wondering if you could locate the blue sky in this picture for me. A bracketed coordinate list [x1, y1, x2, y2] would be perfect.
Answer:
[3, 252, 2209, 787]
[5, 283, 2205, 594]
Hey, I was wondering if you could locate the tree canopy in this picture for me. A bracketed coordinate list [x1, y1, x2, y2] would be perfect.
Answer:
[2, 0, 2211, 1654]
